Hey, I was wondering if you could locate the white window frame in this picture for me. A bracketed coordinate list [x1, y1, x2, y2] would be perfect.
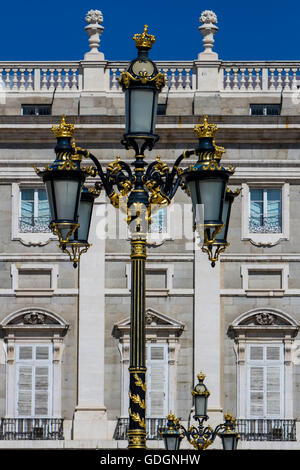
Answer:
[246, 343, 284, 419]
[241, 182, 289, 247]
[15, 343, 53, 418]
[11, 183, 56, 246]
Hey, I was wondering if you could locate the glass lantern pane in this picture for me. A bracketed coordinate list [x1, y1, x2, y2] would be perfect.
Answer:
[71, 200, 93, 242]
[194, 395, 207, 417]
[127, 89, 156, 134]
[199, 179, 225, 223]
[53, 179, 80, 221]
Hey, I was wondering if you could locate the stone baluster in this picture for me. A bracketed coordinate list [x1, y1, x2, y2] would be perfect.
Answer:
[232, 67, 239, 89]
[12, 68, 18, 90]
[269, 67, 276, 91]
[284, 67, 291, 89]
[71, 68, 78, 90]
[185, 68, 191, 89]
[56, 68, 63, 90]
[254, 68, 261, 89]
[19, 68, 26, 91]
[27, 69, 33, 90]
[170, 68, 177, 90]
[224, 67, 232, 90]
[246, 68, 253, 90]
[277, 68, 283, 90]
[41, 68, 48, 90]
[162, 68, 169, 92]
[49, 69, 55, 91]
[5, 69, 11, 89]
[291, 68, 298, 90]
[177, 68, 183, 90]
[240, 68, 246, 90]
[64, 68, 71, 89]
[110, 68, 118, 90]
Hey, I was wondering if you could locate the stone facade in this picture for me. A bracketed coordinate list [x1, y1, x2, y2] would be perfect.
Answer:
[0, 10, 299, 450]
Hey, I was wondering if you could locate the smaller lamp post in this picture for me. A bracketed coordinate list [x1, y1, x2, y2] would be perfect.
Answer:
[161, 372, 239, 451]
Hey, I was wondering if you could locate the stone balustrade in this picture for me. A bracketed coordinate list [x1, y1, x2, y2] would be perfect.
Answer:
[1, 60, 300, 94]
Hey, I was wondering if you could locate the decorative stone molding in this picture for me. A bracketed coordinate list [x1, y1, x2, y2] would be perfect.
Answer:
[0, 307, 69, 338]
[84, 9, 104, 60]
[228, 308, 299, 339]
[198, 10, 219, 59]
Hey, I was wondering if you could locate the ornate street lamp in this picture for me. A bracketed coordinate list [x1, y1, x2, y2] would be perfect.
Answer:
[161, 372, 240, 451]
[35, 26, 237, 450]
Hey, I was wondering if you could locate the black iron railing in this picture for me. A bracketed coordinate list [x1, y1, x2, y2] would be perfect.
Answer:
[236, 419, 296, 441]
[19, 216, 51, 233]
[0, 418, 64, 440]
[114, 417, 168, 440]
[249, 215, 282, 234]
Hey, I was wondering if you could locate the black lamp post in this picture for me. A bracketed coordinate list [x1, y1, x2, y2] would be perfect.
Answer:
[161, 372, 240, 451]
[35, 25, 237, 450]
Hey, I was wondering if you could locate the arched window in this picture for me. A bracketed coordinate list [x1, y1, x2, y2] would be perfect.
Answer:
[0, 308, 68, 439]
[229, 308, 298, 422]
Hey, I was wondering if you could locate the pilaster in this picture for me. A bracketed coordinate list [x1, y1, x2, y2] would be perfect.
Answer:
[73, 199, 108, 439]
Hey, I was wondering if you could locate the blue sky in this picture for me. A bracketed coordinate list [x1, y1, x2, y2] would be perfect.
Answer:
[1, 0, 299, 61]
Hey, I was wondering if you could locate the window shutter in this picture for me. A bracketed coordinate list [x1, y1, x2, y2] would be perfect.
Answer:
[249, 366, 264, 417]
[17, 366, 33, 416]
[266, 367, 281, 416]
[146, 345, 168, 417]
[16, 344, 52, 417]
[35, 366, 49, 415]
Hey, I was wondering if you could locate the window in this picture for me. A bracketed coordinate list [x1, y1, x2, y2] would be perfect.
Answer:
[249, 188, 281, 233]
[149, 207, 167, 234]
[146, 344, 168, 417]
[21, 105, 51, 116]
[16, 344, 52, 417]
[19, 188, 51, 233]
[250, 104, 281, 116]
[247, 344, 283, 419]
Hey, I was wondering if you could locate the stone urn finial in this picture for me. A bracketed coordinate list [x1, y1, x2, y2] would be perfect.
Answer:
[198, 10, 219, 60]
[84, 9, 104, 60]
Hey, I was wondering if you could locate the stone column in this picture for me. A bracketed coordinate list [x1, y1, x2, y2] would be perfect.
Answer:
[73, 198, 108, 440]
[194, 240, 223, 426]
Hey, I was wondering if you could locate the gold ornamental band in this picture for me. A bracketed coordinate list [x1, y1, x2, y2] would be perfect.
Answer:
[127, 429, 147, 449]
[130, 239, 147, 259]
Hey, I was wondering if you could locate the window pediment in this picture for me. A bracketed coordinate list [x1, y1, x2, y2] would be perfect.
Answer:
[112, 308, 184, 339]
[229, 308, 299, 339]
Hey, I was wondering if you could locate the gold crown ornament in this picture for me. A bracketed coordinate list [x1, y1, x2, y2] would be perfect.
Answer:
[133, 25, 156, 50]
[194, 115, 218, 139]
[52, 115, 75, 138]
